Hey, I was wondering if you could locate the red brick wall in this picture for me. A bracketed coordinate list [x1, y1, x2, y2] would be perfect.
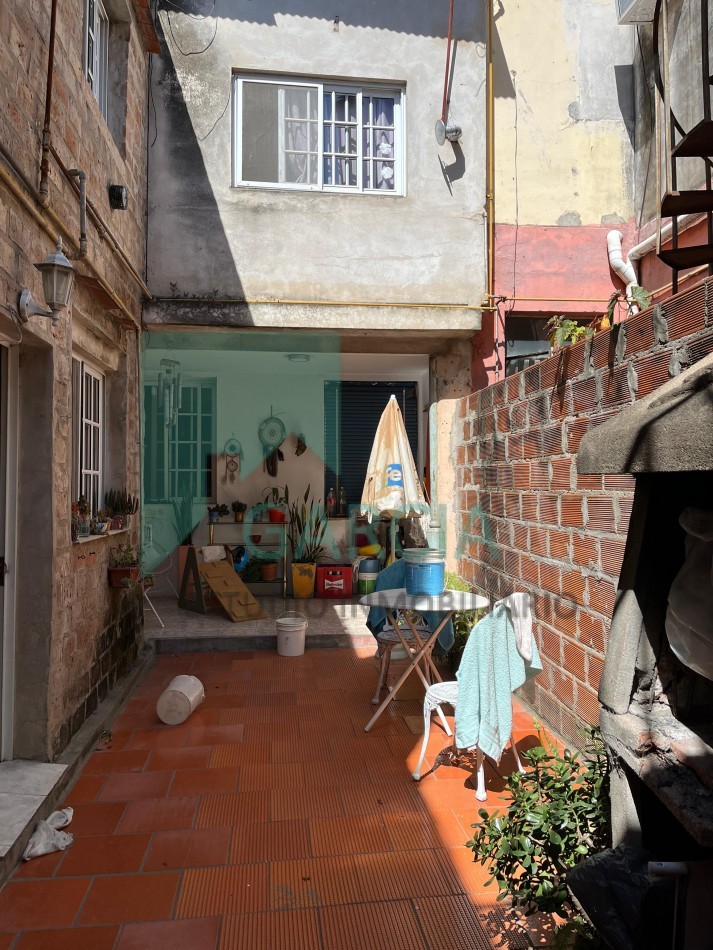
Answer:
[456, 278, 713, 744]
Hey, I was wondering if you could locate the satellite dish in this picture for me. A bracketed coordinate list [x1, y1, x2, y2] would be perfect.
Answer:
[435, 118, 463, 145]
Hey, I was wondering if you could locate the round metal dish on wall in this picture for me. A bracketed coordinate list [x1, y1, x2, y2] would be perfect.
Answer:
[259, 415, 286, 449]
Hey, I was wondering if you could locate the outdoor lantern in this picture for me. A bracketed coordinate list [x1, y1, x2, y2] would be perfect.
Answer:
[18, 236, 75, 326]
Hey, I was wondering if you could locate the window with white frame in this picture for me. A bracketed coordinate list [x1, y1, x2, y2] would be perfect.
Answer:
[234, 75, 404, 194]
[84, 0, 109, 117]
[73, 359, 104, 515]
[142, 380, 216, 503]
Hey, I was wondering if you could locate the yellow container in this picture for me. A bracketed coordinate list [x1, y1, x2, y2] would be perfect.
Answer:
[291, 563, 316, 598]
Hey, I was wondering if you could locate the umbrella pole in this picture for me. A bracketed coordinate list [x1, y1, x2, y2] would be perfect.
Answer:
[387, 516, 398, 566]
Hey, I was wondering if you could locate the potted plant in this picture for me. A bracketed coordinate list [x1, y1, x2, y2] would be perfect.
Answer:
[104, 488, 139, 530]
[108, 544, 141, 588]
[262, 486, 288, 523]
[287, 485, 328, 598]
[95, 508, 112, 534]
[258, 553, 280, 582]
[207, 503, 229, 524]
[75, 495, 90, 537]
[232, 499, 247, 523]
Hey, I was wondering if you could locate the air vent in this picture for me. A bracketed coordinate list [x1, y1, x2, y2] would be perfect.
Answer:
[616, 0, 657, 24]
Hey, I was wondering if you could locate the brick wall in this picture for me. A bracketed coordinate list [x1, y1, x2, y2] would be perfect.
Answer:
[456, 279, 713, 744]
[1, 1, 151, 758]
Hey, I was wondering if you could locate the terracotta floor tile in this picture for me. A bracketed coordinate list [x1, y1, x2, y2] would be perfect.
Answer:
[169, 766, 239, 797]
[0, 878, 91, 930]
[196, 791, 269, 829]
[63, 774, 107, 803]
[78, 872, 180, 925]
[82, 750, 150, 775]
[230, 818, 311, 865]
[309, 814, 391, 857]
[383, 811, 453, 851]
[320, 899, 426, 950]
[354, 849, 462, 902]
[14, 925, 119, 949]
[176, 865, 269, 918]
[269, 856, 362, 909]
[0, 934, 14, 949]
[57, 834, 151, 877]
[271, 737, 334, 764]
[13, 850, 64, 879]
[185, 724, 246, 746]
[69, 802, 127, 837]
[220, 909, 320, 950]
[238, 762, 303, 792]
[271, 785, 343, 821]
[117, 916, 220, 950]
[98, 770, 173, 801]
[145, 828, 230, 870]
[124, 727, 190, 751]
[145, 746, 213, 771]
[414, 894, 525, 950]
[117, 796, 199, 834]
[301, 759, 371, 788]
[340, 781, 426, 817]
[210, 741, 271, 767]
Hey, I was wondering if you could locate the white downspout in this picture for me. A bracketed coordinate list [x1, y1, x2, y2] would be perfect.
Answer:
[607, 229, 639, 314]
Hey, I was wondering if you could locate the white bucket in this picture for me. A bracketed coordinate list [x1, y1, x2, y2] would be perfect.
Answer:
[156, 674, 205, 725]
[276, 611, 308, 656]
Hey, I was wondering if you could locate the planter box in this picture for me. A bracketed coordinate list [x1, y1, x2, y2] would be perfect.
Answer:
[108, 566, 140, 588]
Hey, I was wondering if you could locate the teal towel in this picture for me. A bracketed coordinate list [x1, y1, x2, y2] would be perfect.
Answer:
[454, 603, 542, 763]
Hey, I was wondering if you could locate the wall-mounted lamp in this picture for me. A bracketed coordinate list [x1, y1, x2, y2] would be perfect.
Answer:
[18, 237, 75, 325]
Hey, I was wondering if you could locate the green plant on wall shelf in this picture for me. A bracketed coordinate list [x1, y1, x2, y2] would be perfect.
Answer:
[545, 316, 594, 351]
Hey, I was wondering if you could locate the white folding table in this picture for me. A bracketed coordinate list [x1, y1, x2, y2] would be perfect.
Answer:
[360, 588, 489, 732]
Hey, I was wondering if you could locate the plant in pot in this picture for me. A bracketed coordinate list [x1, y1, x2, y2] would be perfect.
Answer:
[262, 485, 288, 523]
[108, 544, 141, 588]
[104, 487, 139, 530]
[207, 503, 229, 524]
[75, 495, 91, 537]
[95, 508, 112, 534]
[232, 499, 247, 523]
[258, 553, 280, 582]
[287, 485, 328, 598]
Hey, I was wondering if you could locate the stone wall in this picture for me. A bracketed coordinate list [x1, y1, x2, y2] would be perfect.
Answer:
[0, 0, 152, 759]
[455, 278, 713, 744]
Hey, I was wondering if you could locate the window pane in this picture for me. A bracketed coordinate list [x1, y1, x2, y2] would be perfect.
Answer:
[375, 161, 395, 190]
[324, 157, 333, 185]
[372, 97, 394, 126]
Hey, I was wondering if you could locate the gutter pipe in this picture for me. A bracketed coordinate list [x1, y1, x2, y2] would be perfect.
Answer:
[67, 169, 87, 258]
[607, 230, 638, 289]
[38, 0, 59, 205]
[626, 212, 705, 261]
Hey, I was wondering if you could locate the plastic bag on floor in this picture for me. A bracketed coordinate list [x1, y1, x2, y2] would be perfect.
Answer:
[22, 806, 74, 861]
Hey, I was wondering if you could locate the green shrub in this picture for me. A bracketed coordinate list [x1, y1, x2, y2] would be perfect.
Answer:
[466, 725, 610, 929]
[444, 571, 486, 671]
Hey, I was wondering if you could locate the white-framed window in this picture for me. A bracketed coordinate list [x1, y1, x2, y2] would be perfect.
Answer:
[84, 0, 109, 117]
[73, 359, 104, 514]
[142, 379, 217, 503]
[233, 74, 404, 194]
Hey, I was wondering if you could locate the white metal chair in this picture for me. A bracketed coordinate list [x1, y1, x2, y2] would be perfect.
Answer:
[142, 528, 177, 628]
[411, 679, 523, 800]
[412, 595, 538, 801]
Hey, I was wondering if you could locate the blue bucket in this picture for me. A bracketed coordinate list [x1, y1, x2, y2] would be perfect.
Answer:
[404, 559, 445, 596]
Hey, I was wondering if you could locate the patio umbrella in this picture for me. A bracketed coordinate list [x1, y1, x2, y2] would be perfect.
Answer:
[360, 394, 428, 564]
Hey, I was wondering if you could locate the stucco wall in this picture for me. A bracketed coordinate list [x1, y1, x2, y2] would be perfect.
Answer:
[146, 2, 486, 320]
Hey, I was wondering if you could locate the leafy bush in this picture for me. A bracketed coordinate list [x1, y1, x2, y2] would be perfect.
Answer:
[444, 571, 486, 671]
[466, 725, 611, 923]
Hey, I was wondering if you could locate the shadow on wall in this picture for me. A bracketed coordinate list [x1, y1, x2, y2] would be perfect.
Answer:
[170, 0, 481, 40]
[149, 13, 247, 307]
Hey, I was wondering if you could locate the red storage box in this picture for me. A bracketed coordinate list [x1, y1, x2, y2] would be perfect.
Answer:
[316, 564, 353, 598]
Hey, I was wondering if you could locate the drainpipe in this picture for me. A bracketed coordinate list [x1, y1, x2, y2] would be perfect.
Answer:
[607, 230, 638, 290]
[38, 0, 59, 206]
[485, 0, 495, 310]
[67, 169, 87, 258]
[626, 212, 705, 262]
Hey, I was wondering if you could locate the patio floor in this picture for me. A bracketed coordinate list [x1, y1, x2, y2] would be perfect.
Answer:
[0, 632, 542, 948]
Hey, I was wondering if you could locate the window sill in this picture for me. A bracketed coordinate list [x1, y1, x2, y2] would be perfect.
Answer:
[74, 528, 129, 545]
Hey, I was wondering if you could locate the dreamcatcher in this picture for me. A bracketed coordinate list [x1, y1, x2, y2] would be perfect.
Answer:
[259, 408, 286, 477]
[223, 436, 243, 484]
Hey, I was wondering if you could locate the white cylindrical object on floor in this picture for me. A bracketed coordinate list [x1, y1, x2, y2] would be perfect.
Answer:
[276, 612, 308, 656]
[156, 674, 205, 725]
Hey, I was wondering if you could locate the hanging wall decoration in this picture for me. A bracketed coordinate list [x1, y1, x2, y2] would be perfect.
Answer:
[223, 436, 242, 484]
[158, 357, 182, 428]
[258, 407, 286, 477]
